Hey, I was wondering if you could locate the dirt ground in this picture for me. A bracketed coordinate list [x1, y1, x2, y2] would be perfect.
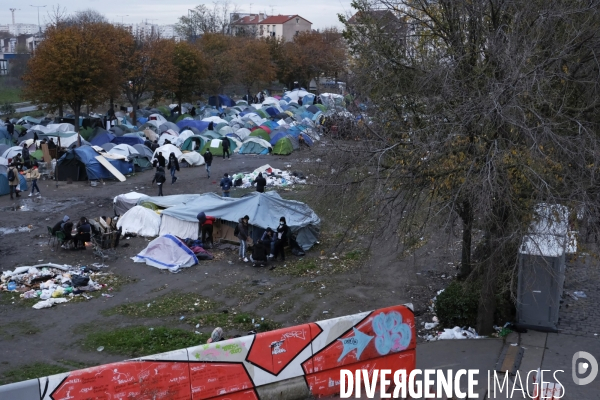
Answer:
[0, 146, 458, 380]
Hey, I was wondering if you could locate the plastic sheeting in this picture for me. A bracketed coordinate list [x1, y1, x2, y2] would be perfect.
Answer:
[132, 234, 198, 272]
[161, 192, 320, 250]
[159, 214, 199, 239]
[179, 152, 205, 166]
[117, 205, 161, 237]
[113, 191, 147, 216]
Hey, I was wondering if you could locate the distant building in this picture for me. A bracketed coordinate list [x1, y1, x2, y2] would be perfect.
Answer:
[0, 25, 8, 33]
[8, 23, 40, 36]
[230, 14, 311, 42]
[159, 25, 181, 41]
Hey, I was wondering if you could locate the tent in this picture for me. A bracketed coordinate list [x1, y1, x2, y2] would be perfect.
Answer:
[90, 131, 116, 147]
[56, 145, 133, 181]
[176, 120, 210, 132]
[37, 132, 81, 148]
[0, 156, 7, 175]
[133, 144, 154, 160]
[112, 135, 145, 146]
[108, 144, 139, 159]
[113, 191, 148, 215]
[2, 146, 24, 161]
[159, 121, 181, 133]
[249, 129, 270, 142]
[181, 136, 207, 152]
[0, 173, 28, 196]
[179, 152, 205, 166]
[201, 130, 222, 140]
[208, 94, 235, 107]
[272, 137, 294, 155]
[269, 131, 287, 146]
[152, 144, 182, 163]
[199, 138, 236, 156]
[148, 113, 168, 123]
[117, 205, 161, 237]
[101, 143, 116, 152]
[160, 192, 320, 250]
[238, 137, 271, 155]
[133, 234, 198, 273]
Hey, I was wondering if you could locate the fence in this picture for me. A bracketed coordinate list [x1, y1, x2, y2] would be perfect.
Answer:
[0, 303, 416, 400]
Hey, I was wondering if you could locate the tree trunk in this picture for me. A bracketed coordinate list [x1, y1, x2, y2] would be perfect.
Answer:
[131, 100, 138, 123]
[458, 200, 473, 279]
[73, 105, 81, 146]
[476, 235, 498, 335]
[109, 97, 114, 112]
[58, 104, 63, 118]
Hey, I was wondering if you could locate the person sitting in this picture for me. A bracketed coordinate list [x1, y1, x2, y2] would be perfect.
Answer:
[61, 221, 74, 249]
[197, 212, 216, 248]
[72, 217, 92, 250]
[249, 239, 269, 267]
[260, 227, 276, 259]
[51, 215, 70, 235]
[298, 134, 310, 149]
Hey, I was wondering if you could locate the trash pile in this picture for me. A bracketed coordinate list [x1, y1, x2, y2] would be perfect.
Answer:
[420, 288, 483, 341]
[232, 164, 306, 189]
[1, 263, 111, 309]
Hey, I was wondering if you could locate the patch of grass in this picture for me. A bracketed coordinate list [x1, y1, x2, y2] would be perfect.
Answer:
[0, 363, 69, 385]
[56, 359, 93, 370]
[223, 281, 262, 306]
[294, 301, 316, 323]
[0, 320, 41, 340]
[102, 292, 218, 318]
[93, 272, 137, 292]
[0, 292, 38, 308]
[82, 326, 209, 358]
[188, 312, 281, 334]
[0, 87, 22, 104]
[273, 249, 368, 278]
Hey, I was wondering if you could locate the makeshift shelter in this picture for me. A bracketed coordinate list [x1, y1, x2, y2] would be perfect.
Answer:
[117, 205, 161, 237]
[272, 137, 294, 155]
[160, 192, 320, 250]
[108, 144, 139, 159]
[179, 152, 205, 166]
[56, 145, 133, 181]
[148, 113, 167, 123]
[113, 191, 148, 215]
[159, 121, 180, 133]
[238, 137, 272, 155]
[201, 131, 222, 140]
[133, 234, 198, 273]
[208, 94, 235, 107]
[112, 135, 145, 146]
[101, 143, 116, 152]
[37, 132, 81, 148]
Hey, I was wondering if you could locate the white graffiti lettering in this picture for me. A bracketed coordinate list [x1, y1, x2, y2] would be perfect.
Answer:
[271, 340, 286, 355]
[280, 330, 306, 341]
[329, 377, 340, 388]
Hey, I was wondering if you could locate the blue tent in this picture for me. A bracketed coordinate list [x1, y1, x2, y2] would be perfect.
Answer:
[0, 173, 27, 196]
[56, 145, 133, 181]
[90, 131, 116, 146]
[208, 95, 235, 107]
[112, 135, 145, 146]
[137, 117, 148, 125]
[176, 120, 210, 132]
[270, 131, 287, 146]
[264, 107, 278, 117]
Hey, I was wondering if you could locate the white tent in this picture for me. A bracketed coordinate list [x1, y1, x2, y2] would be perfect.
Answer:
[152, 144, 182, 162]
[148, 114, 167, 123]
[28, 123, 75, 134]
[0, 156, 7, 174]
[117, 205, 161, 237]
[108, 144, 140, 159]
[2, 146, 24, 160]
[284, 89, 310, 101]
[179, 152, 205, 166]
[158, 131, 179, 146]
[132, 234, 198, 272]
[234, 128, 251, 141]
[202, 116, 228, 125]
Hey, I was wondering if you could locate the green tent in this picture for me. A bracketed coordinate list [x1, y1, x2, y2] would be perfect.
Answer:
[202, 131, 223, 140]
[30, 149, 44, 160]
[181, 136, 207, 152]
[79, 127, 94, 140]
[176, 114, 191, 122]
[199, 137, 236, 156]
[255, 109, 269, 119]
[315, 104, 327, 113]
[272, 137, 294, 155]
[157, 106, 171, 117]
[249, 128, 270, 142]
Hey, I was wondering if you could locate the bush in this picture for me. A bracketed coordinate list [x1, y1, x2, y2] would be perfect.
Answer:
[0, 102, 15, 115]
[434, 280, 480, 328]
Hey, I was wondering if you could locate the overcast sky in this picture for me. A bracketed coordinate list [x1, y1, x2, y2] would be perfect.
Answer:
[5, 1, 355, 30]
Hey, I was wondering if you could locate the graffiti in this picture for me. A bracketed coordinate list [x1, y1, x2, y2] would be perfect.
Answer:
[271, 340, 286, 355]
[372, 311, 412, 355]
[329, 377, 340, 387]
[281, 330, 306, 341]
[337, 328, 373, 362]
[222, 343, 243, 354]
[194, 342, 245, 359]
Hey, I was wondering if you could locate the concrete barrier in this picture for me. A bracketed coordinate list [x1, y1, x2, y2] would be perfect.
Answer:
[0, 304, 416, 399]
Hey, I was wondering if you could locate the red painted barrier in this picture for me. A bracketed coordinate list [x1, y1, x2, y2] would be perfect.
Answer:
[33, 304, 416, 400]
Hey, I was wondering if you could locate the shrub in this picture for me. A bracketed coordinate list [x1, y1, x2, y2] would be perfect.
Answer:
[434, 280, 480, 328]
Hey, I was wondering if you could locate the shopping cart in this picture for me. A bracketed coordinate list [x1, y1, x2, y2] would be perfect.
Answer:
[91, 229, 120, 260]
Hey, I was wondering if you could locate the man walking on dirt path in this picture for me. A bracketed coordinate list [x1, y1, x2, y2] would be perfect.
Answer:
[204, 148, 213, 179]
[220, 173, 232, 197]
[222, 138, 230, 160]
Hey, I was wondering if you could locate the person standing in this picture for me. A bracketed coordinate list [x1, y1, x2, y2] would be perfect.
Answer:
[21, 143, 31, 168]
[220, 173, 232, 197]
[237, 215, 250, 262]
[222, 138, 230, 160]
[5, 118, 14, 137]
[261, 227, 276, 259]
[252, 172, 267, 193]
[7, 163, 20, 200]
[156, 152, 166, 168]
[197, 212, 216, 248]
[152, 166, 166, 196]
[29, 165, 41, 197]
[274, 217, 289, 261]
[204, 148, 213, 179]
[167, 152, 179, 184]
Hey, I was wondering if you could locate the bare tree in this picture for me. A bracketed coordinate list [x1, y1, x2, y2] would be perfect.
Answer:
[323, 0, 600, 333]
[176, 1, 241, 40]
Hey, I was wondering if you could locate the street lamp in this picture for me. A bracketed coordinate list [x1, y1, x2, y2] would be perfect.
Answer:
[116, 14, 129, 25]
[30, 4, 46, 34]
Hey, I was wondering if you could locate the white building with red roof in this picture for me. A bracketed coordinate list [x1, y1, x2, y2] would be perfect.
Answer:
[230, 13, 312, 42]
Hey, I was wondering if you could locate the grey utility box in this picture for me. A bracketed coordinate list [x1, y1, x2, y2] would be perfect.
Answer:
[517, 204, 569, 332]
[517, 234, 566, 331]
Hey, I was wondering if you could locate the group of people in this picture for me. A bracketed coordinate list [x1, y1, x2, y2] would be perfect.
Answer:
[243, 92, 266, 105]
[151, 152, 180, 196]
[50, 215, 93, 250]
[234, 215, 289, 267]
[6, 142, 43, 200]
